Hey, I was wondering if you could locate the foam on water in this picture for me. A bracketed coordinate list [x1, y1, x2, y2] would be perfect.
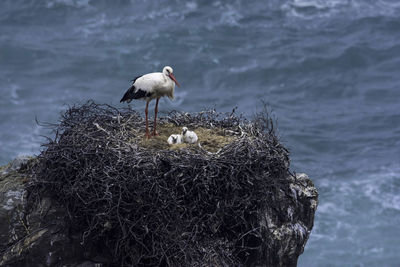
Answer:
[356, 167, 400, 211]
[3, 84, 21, 105]
[229, 60, 259, 74]
[46, 0, 91, 9]
[218, 4, 243, 26]
[282, 0, 400, 20]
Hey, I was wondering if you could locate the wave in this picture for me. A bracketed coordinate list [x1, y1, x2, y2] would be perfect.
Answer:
[354, 166, 400, 211]
[0, 84, 22, 105]
[300, 164, 400, 265]
[281, 0, 400, 20]
[46, 0, 91, 9]
[318, 165, 400, 213]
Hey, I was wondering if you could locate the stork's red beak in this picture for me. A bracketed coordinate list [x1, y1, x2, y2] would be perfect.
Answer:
[169, 73, 180, 87]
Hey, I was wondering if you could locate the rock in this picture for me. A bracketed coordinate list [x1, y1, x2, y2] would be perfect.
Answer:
[0, 158, 104, 267]
[259, 173, 318, 267]
[0, 165, 26, 254]
[0, 156, 31, 176]
[0, 159, 317, 266]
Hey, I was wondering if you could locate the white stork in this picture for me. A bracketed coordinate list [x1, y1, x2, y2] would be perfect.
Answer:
[120, 66, 180, 138]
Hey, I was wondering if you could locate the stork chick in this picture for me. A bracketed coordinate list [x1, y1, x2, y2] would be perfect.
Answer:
[182, 127, 198, 144]
[167, 134, 183, 145]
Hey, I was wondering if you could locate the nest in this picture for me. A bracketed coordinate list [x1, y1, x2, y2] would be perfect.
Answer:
[29, 100, 291, 266]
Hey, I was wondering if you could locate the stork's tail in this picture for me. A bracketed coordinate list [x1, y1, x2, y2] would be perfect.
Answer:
[120, 85, 135, 103]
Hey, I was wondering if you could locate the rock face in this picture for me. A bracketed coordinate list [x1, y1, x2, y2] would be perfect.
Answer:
[0, 157, 91, 267]
[0, 158, 318, 267]
[260, 173, 318, 266]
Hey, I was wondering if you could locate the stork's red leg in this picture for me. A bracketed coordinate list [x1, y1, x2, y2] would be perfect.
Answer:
[152, 97, 160, 136]
[145, 101, 150, 139]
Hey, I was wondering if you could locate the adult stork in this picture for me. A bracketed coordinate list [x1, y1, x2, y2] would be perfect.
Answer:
[120, 66, 180, 138]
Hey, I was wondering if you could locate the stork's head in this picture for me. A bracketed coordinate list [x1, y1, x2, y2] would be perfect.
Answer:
[182, 127, 188, 135]
[163, 66, 180, 87]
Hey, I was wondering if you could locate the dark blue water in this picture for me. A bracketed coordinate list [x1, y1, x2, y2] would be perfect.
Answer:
[1, 0, 399, 265]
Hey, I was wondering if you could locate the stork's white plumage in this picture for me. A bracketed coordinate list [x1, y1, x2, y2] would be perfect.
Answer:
[120, 66, 180, 138]
[182, 127, 198, 144]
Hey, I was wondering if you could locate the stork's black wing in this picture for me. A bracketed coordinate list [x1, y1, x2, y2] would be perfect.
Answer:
[120, 75, 150, 103]
[120, 80, 153, 103]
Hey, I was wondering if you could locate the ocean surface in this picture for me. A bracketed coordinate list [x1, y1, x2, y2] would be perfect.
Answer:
[1, 0, 399, 265]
